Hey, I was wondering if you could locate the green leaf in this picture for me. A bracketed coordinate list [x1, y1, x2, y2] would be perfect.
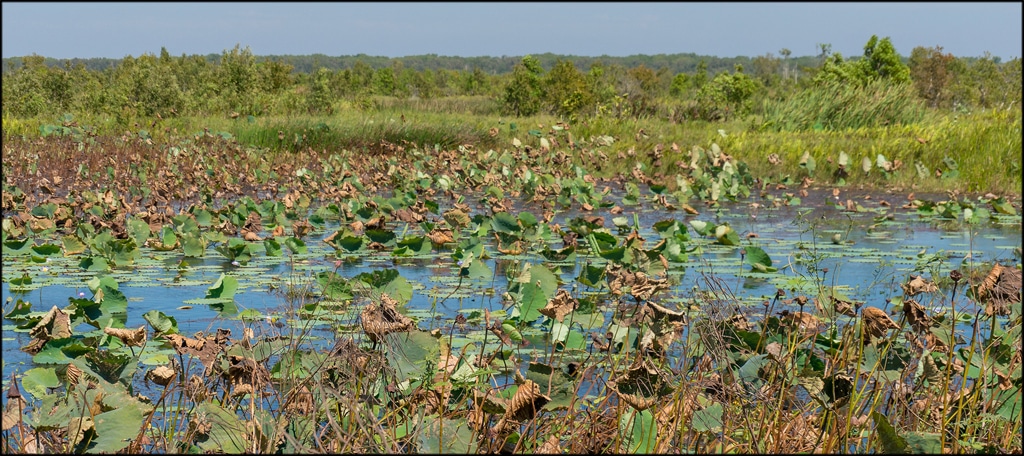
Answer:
[366, 228, 397, 245]
[501, 321, 523, 343]
[79, 256, 110, 272]
[738, 354, 770, 387]
[872, 411, 909, 454]
[263, 237, 282, 256]
[529, 263, 559, 297]
[744, 245, 776, 272]
[21, 367, 60, 399]
[284, 236, 307, 254]
[517, 282, 547, 323]
[3, 238, 34, 256]
[689, 220, 711, 236]
[181, 233, 205, 257]
[577, 263, 606, 287]
[127, 217, 151, 246]
[714, 224, 740, 246]
[992, 387, 1022, 422]
[91, 400, 153, 453]
[30, 243, 61, 257]
[991, 198, 1018, 216]
[417, 416, 478, 454]
[904, 432, 942, 454]
[354, 268, 412, 304]
[491, 211, 521, 233]
[525, 362, 575, 410]
[142, 310, 178, 334]
[317, 271, 353, 301]
[205, 273, 239, 300]
[384, 330, 439, 383]
[620, 408, 657, 453]
[194, 402, 248, 454]
[692, 402, 724, 433]
[800, 151, 816, 174]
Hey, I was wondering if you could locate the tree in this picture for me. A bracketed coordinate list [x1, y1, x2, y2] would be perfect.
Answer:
[860, 35, 910, 84]
[695, 64, 759, 121]
[500, 55, 544, 117]
[372, 67, 396, 96]
[779, 48, 793, 82]
[692, 59, 708, 90]
[544, 60, 593, 120]
[909, 45, 954, 108]
[814, 35, 910, 87]
[306, 67, 334, 114]
[751, 52, 781, 87]
[669, 73, 689, 97]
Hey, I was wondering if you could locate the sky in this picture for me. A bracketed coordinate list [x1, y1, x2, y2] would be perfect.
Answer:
[2, 2, 1021, 61]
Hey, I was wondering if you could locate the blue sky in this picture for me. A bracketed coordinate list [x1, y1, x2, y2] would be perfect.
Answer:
[2, 2, 1021, 60]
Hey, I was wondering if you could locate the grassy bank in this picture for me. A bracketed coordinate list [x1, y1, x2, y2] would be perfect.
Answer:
[5, 104, 1019, 197]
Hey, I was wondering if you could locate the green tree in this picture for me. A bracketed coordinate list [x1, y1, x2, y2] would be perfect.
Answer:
[859, 35, 910, 84]
[462, 67, 489, 96]
[544, 60, 593, 120]
[692, 59, 708, 90]
[618, 64, 660, 118]
[669, 73, 689, 97]
[306, 67, 334, 114]
[814, 36, 910, 87]
[373, 67, 396, 96]
[1, 55, 50, 117]
[751, 52, 781, 87]
[695, 64, 759, 121]
[218, 44, 260, 111]
[500, 55, 544, 117]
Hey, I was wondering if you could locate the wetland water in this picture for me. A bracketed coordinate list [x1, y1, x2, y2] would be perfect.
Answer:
[3, 188, 1020, 377]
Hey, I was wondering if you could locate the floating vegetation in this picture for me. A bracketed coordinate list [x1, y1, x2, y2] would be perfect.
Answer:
[2, 125, 1021, 453]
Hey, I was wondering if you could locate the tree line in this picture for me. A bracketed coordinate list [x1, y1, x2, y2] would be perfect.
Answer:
[2, 37, 1020, 127]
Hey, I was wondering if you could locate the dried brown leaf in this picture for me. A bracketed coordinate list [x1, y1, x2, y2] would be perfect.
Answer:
[902, 298, 931, 333]
[146, 365, 177, 387]
[831, 295, 859, 317]
[862, 306, 899, 339]
[242, 229, 263, 242]
[24, 306, 72, 354]
[360, 293, 415, 342]
[103, 325, 147, 347]
[503, 379, 550, 423]
[426, 228, 454, 246]
[163, 333, 223, 372]
[901, 275, 938, 296]
[539, 289, 578, 323]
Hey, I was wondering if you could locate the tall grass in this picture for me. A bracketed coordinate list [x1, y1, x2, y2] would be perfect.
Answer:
[760, 80, 927, 132]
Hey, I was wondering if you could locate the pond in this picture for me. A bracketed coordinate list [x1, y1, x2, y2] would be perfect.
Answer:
[1, 185, 1020, 453]
[4, 187, 1019, 376]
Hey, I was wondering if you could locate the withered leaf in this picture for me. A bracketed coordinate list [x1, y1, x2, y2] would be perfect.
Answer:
[426, 228, 454, 246]
[610, 362, 668, 411]
[901, 275, 938, 297]
[242, 229, 263, 242]
[902, 298, 931, 333]
[104, 325, 147, 347]
[539, 289, 578, 323]
[360, 293, 415, 342]
[24, 306, 73, 354]
[163, 333, 223, 372]
[861, 306, 900, 339]
[502, 379, 550, 424]
[146, 365, 177, 386]
[831, 295, 859, 317]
